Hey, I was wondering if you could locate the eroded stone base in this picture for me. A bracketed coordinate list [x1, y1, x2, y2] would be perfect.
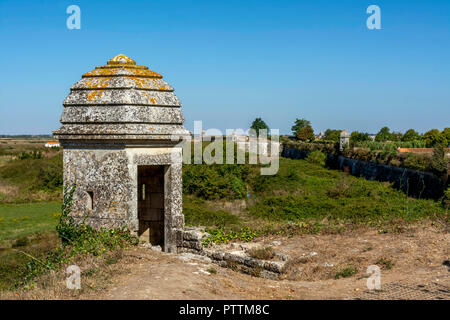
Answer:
[180, 227, 289, 279]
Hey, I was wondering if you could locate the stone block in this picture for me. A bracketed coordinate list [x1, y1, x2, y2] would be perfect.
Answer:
[264, 261, 285, 273]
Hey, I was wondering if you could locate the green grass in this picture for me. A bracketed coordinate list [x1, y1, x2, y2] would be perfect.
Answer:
[247, 158, 446, 226]
[0, 202, 61, 242]
[335, 265, 359, 279]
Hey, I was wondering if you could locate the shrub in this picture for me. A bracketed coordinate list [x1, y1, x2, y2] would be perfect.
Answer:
[403, 153, 428, 171]
[334, 265, 358, 279]
[306, 150, 326, 167]
[376, 257, 394, 270]
[428, 146, 447, 176]
[202, 226, 257, 246]
[36, 163, 63, 191]
[183, 196, 240, 227]
[183, 164, 250, 200]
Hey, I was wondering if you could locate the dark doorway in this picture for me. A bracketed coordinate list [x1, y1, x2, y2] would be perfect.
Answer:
[138, 165, 165, 248]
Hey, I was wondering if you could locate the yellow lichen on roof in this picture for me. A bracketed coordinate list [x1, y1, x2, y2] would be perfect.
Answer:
[83, 78, 110, 89]
[125, 76, 148, 89]
[107, 54, 136, 65]
[87, 90, 104, 101]
[82, 67, 162, 78]
[81, 55, 163, 78]
[129, 68, 162, 78]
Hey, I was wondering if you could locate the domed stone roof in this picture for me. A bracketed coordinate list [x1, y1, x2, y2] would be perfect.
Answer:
[340, 130, 349, 138]
[54, 54, 189, 142]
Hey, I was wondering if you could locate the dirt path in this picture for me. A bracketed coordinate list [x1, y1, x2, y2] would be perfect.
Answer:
[84, 225, 449, 300]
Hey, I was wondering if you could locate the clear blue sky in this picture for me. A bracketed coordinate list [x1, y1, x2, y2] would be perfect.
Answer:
[0, 0, 449, 135]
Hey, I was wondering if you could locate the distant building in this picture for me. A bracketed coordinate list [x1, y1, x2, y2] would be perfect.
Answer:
[339, 130, 350, 151]
[315, 131, 325, 140]
[44, 142, 60, 148]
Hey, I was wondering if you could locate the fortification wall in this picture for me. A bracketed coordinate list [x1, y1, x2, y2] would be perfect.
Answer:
[281, 146, 447, 199]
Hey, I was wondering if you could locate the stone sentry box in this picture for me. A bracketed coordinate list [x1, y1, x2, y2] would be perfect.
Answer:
[54, 54, 189, 253]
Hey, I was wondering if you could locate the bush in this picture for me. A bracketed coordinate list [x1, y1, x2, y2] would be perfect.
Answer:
[428, 146, 447, 176]
[306, 150, 326, 167]
[202, 226, 257, 246]
[183, 164, 251, 200]
[36, 163, 63, 191]
[376, 257, 394, 270]
[183, 197, 240, 227]
[403, 153, 428, 171]
[335, 265, 358, 279]
[182, 141, 255, 200]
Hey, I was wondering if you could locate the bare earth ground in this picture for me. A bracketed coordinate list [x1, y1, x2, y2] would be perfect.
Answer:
[3, 224, 449, 300]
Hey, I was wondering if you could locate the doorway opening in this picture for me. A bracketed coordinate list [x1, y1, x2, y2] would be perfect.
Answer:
[138, 165, 165, 248]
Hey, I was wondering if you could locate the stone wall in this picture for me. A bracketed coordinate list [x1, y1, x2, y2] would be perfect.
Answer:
[62, 144, 184, 253]
[329, 154, 446, 199]
[180, 228, 288, 279]
[281, 146, 447, 199]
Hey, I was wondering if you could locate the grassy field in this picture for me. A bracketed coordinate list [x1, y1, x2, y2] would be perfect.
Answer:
[0, 202, 61, 242]
[183, 157, 448, 237]
[0, 202, 62, 291]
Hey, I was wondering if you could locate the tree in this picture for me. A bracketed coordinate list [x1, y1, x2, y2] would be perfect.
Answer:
[375, 127, 392, 142]
[441, 128, 450, 147]
[423, 129, 444, 148]
[402, 129, 420, 142]
[324, 129, 341, 142]
[350, 131, 371, 143]
[250, 117, 269, 137]
[297, 125, 315, 142]
[291, 118, 311, 136]
[390, 131, 403, 142]
[430, 145, 447, 176]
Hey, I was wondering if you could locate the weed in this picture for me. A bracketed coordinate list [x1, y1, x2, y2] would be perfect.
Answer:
[376, 257, 394, 270]
[334, 265, 358, 279]
[306, 150, 326, 167]
[207, 267, 217, 274]
[202, 226, 257, 246]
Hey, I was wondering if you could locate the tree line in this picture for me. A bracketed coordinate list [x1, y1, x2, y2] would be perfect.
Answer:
[250, 117, 450, 148]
